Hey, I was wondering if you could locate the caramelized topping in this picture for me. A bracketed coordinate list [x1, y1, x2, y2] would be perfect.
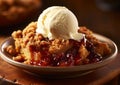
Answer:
[5, 22, 111, 67]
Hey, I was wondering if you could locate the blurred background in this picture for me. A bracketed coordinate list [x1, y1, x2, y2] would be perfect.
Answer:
[0, 0, 120, 50]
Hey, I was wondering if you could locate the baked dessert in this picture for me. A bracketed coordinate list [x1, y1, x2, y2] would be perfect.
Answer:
[0, 0, 41, 27]
[5, 6, 111, 67]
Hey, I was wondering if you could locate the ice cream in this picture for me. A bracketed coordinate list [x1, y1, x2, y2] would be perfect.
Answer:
[36, 6, 84, 41]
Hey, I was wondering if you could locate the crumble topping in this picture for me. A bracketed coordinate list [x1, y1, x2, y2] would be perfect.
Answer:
[6, 22, 111, 66]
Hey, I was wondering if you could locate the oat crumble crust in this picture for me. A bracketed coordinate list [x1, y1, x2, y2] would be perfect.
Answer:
[6, 22, 111, 66]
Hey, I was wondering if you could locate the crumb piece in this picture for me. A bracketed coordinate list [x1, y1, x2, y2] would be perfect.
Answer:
[5, 45, 16, 56]
[94, 42, 111, 56]
[79, 44, 89, 59]
[13, 55, 24, 62]
[49, 39, 73, 54]
[78, 26, 93, 35]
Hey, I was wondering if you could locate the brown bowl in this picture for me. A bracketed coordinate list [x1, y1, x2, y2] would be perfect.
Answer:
[0, 33, 118, 78]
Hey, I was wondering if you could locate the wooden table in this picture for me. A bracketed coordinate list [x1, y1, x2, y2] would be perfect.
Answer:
[0, 0, 120, 85]
[0, 37, 120, 85]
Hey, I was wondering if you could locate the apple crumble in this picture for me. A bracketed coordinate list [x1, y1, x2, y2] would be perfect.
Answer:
[5, 22, 111, 66]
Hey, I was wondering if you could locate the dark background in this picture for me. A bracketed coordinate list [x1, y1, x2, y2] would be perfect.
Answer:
[1, 0, 120, 50]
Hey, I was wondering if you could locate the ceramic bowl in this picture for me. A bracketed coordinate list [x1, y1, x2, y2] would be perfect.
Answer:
[0, 33, 118, 78]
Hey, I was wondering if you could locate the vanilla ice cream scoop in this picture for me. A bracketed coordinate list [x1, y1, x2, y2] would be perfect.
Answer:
[36, 6, 84, 41]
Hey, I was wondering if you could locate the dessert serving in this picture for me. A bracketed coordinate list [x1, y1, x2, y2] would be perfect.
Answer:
[5, 6, 111, 67]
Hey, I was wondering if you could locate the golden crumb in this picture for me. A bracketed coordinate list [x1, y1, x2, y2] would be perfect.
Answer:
[5, 22, 111, 66]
